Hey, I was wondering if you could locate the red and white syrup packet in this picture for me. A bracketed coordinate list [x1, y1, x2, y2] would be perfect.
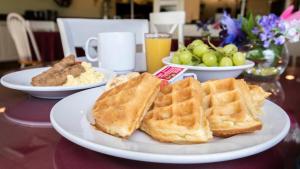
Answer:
[153, 65, 188, 88]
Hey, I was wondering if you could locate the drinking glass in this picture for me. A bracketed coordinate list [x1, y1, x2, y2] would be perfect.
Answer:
[145, 33, 171, 73]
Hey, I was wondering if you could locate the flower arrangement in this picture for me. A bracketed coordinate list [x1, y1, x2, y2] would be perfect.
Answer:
[220, 5, 300, 77]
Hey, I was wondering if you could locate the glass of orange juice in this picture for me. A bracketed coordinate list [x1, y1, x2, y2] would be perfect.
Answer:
[145, 33, 171, 73]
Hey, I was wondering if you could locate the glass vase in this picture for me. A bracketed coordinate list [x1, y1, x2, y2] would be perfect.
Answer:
[243, 43, 290, 81]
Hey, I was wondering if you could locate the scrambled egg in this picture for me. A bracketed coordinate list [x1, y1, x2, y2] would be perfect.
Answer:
[63, 62, 104, 86]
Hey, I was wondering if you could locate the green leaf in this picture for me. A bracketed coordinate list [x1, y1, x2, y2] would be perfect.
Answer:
[269, 43, 283, 58]
[248, 13, 255, 30]
[246, 48, 265, 60]
[255, 15, 262, 22]
[242, 17, 248, 32]
[241, 12, 257, 40]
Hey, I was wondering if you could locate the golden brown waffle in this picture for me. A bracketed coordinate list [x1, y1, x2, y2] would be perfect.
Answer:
[92, 73, 161, 138]
[248, 85, 271, 115]
[202, 78, 263, 137]
[141, 78, 213, 144]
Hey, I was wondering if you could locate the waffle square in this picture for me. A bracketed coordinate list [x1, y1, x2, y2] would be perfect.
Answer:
[92, 73, 161, 138]
[248, 84, 271, 115]
[202, 78, 263, 137]
[141, 78, 213, 144]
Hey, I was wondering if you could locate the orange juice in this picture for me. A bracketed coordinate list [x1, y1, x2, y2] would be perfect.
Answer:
[145, 34, 171, 73]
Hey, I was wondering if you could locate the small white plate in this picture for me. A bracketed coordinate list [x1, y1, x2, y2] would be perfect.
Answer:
[50, 86, 290, 164]
[0, 67, 115, 99]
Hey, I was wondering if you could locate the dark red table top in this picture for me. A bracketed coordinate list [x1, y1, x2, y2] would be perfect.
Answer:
[0, 68, 300, 169]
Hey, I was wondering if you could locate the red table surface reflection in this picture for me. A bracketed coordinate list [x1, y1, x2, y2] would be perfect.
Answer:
[0, 68, 300, 169]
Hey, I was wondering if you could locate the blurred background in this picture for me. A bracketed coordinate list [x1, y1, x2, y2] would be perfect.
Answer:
[0, 0, 298, 21]
[0, 0, 299, 71]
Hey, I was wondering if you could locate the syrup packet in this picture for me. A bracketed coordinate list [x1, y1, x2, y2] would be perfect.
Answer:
[153, 65, 188, 83]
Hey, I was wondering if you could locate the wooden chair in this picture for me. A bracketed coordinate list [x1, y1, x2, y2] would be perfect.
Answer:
[6, 13, 41, 68]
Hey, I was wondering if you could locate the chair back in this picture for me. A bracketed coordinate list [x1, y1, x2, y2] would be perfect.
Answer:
[57, 18, 149, 57]
[150, 11, 185, 45]
[6, 13, 41, 64]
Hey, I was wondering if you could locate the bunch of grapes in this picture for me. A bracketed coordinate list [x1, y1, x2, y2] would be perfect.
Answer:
[171, 40, 246, 67]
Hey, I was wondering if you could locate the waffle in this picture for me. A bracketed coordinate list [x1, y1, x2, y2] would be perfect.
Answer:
[248, 85, 271, 115]
[141, 78, 213, 144]
[202, 78, 263, 137]
[92, 73, 161, 138]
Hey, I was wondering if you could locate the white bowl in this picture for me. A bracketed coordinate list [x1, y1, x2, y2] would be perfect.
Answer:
[162, 56, 255, 81]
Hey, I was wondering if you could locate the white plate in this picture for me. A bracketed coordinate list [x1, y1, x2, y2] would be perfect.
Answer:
[0, 67, 116, 99]
[50, 86, 290, 164]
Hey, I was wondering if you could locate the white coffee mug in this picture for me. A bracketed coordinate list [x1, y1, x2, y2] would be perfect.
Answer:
[85, 32, 136, 72]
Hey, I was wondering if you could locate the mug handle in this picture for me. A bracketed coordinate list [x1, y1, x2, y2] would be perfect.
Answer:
[84, 37, 99, 62]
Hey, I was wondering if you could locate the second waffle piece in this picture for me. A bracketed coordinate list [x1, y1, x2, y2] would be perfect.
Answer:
[141, 78, 213, 144]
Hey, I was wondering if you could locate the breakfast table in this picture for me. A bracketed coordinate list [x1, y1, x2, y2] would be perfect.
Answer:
[0, 67, 299, 169]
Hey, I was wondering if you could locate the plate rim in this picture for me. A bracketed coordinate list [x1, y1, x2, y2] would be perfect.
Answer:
[162, 56, 255, 71]
[50, 86, 290, 164]
[0, 67, 116, 92]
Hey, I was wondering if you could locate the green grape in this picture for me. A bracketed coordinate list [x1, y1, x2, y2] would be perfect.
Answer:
[187, 39, 204, 50]
[179, 50, 193, 65]
[219, 57, 233, 66]
[191, 57, 201, 65]
[260, 67, 279, 76]
[171, 55, 181, 64]
[198, 63, 207, 67]
[192, 44, 209, 58]
[177, 46, 187, 52]
[202, 52, 218, 67]
[232, 52, 246, 66]
[192, 56, 201, 63]
[187, 61, 194, 65]
[223, 44, 238, 56]
[191, 39, 204, 47]
[216, 47, 224, 53]
[212, 50, 223, 62]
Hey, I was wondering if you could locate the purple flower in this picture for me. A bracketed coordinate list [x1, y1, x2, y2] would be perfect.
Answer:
[278, 22, 286, 32]
[274, 36, 285, 45]
[269, 14, 278, 21]
[267, 31, 275, 38]
[259, 16, 268, 26]
[220, 12, 241, 35]
[263, 40, 271, 48]
[260, 33, 268, 41]
[220, 12, 244, 45]
[252, 27, 260, 34]
[254, 13, 287, 48]
[258, 14, 280, 32]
